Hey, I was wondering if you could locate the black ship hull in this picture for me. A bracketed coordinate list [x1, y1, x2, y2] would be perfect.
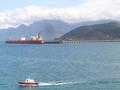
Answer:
[6, 40, 43, 44]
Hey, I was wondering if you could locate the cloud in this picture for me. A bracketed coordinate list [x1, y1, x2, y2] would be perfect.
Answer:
[0, 0, 120, 29]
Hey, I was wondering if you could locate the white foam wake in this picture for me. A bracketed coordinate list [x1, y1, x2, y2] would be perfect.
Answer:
[38, 82, 73, 86]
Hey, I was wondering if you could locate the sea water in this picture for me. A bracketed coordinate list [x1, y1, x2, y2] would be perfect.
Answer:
[0, 42, 120, 90]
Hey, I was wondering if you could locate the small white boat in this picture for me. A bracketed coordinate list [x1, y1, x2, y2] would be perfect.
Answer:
[18, 78, 39, 86]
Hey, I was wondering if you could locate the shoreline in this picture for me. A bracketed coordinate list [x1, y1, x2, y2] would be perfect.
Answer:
[62, 40, 120, 43]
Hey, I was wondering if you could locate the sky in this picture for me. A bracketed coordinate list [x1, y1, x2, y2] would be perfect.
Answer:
[0, 0, 84, 11]
[0, 0, 120, 29]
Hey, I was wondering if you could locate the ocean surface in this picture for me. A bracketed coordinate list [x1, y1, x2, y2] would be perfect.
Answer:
[1, 42, 120, 90]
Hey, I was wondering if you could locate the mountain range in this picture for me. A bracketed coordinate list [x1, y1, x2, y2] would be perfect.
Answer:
[0, 19, 116, 41]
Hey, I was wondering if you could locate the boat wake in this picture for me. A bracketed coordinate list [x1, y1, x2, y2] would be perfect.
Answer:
[38, 79, 120, 87]
[38, 81, 74, 86]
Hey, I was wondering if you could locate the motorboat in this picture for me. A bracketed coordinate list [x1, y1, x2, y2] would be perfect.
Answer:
[18, 78, 39, 86]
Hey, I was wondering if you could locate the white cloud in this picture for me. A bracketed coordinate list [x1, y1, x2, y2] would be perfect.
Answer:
[0, 0, 120, 29]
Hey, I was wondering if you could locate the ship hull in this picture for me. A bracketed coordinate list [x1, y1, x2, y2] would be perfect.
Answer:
[18, 82, 39, 86]
[6, 40, 43, 44]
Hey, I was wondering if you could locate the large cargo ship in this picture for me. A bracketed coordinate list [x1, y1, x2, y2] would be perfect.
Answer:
[6, 35, 44, 44]
[5, 34, 62, 44]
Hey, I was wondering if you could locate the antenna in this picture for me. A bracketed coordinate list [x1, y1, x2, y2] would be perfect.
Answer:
[38, 32, 40, 38]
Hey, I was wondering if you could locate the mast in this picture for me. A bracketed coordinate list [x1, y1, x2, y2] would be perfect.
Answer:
[38, 32, 41, 38]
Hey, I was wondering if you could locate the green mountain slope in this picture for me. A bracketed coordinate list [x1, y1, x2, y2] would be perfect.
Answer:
[61, 22, 120, 40]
